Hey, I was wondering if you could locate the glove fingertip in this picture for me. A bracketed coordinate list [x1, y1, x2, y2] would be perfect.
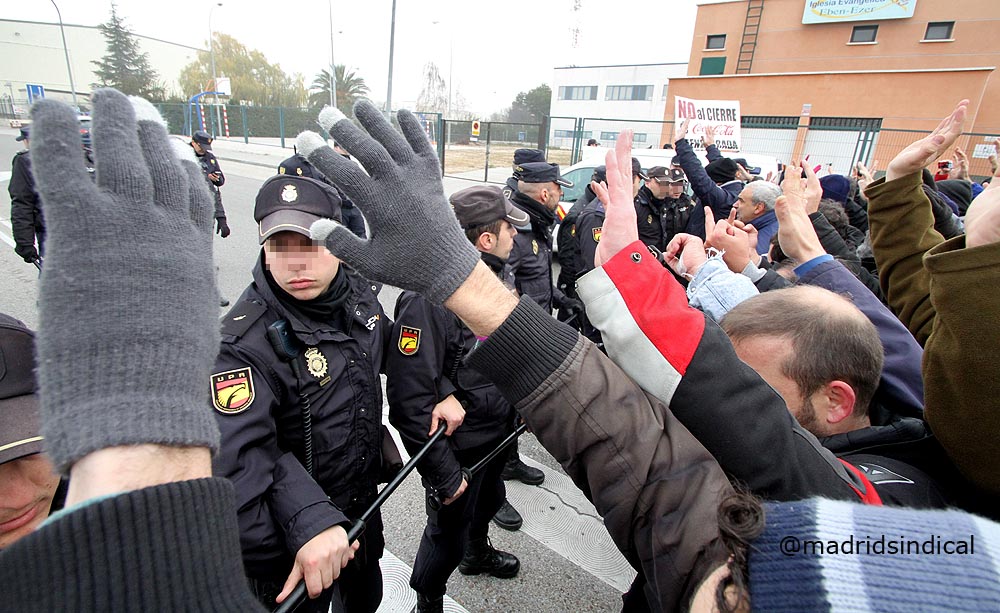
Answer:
[171, 139, 199, 164]
[297, 131, 328, 158]
[129, 96, 168, 129]
[309, 218, 341, 242]
[318, 106, 348, 132]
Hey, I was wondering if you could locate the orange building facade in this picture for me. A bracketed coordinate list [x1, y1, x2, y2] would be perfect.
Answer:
[661, 0, 999, 176]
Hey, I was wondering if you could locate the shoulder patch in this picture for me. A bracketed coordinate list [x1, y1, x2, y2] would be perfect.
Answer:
[211, 367, 255, 414]
[398, 326, 421, 355]
[220, 300, 268, 339]
[592, 227, 602, 242]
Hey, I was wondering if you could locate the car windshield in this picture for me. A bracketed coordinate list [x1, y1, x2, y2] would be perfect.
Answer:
[560, 167, 593, 203]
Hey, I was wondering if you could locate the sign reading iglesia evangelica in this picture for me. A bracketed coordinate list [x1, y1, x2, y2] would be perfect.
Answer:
[802, 0, 917, 24]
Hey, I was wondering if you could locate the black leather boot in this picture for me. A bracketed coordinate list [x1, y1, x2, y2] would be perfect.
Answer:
[458, 537, 520, 578]
[491, 499, 523, 531]
[410, 592, 444, 613]
[501, 451, 544, 485]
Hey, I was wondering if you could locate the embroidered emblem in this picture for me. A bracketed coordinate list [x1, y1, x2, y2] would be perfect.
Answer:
[570, 225, 576, 237]
[398, 326, 421, 355]
[281, 184, 298, 203]
[647, 214, 653, 225]
[211, 368, 255, 414]
[365, 313, 380, 331]
[304, 347, 328, 379]
[532, 239, 539, 255]
[592, 227, 602, 242]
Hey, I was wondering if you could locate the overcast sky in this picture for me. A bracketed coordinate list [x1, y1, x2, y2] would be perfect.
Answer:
[7, 0, 704, 114]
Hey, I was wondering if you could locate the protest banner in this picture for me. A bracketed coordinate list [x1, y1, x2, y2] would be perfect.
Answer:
[675, 96, 742, 152]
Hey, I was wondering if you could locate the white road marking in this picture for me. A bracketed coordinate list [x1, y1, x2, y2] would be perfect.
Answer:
[378, 549, 468, 612]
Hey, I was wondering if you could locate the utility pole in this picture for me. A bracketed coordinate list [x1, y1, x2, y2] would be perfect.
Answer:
[385, 0, 397, 114]
[328, 0, 337, 110]
[50, 0, 79, 109]
[209, 2, 222, 136]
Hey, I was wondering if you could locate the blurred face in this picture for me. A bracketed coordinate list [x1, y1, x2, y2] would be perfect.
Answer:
[646, 179, 670, 199]
[735, 187, 762, 223]
[0, 454, 60, 549]
[666, 181, 686, 199]
[263, 231, 341, 301]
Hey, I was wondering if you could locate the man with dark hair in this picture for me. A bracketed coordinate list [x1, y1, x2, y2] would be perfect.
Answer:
[211, 175, 390, 612]
[387, 185, 525, 613]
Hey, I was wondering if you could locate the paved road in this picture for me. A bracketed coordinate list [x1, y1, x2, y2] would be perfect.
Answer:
[0, 127, 632, 613]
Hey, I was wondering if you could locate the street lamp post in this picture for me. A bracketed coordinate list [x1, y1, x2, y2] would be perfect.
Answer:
[328, 0, 337, 111]
[431, 21, 454, 120]
[209, 2, 223, 136]
[385, 0, 397, 114]
[49, 0, 79, 109]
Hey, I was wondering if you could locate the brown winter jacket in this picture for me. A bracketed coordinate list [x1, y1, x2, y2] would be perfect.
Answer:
[467, 297, 732, 613]
[867, 171, 1000, 495]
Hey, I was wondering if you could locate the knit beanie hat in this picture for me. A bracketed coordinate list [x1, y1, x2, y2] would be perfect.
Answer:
[706, 158, 739, 184]
[749, 498, 1000, 611]
[935, 179, 974, 215]
[820, 174, 851, 205]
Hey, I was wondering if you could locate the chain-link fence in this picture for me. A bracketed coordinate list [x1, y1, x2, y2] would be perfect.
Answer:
[440, 119, 549, 182]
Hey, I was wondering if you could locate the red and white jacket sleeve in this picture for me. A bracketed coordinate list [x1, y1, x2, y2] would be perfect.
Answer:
[577, 241, 869, 503]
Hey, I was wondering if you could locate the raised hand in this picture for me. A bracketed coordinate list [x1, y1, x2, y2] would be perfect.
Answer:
[592, 130, 639, 268]
[297, 103, 480, 305]
[663, 233, 708, 279]
[886, 100, 969, 182]
[776, 163, 826, 263]
[702, 124, 716, 148]
[965, 166, 1000, 249]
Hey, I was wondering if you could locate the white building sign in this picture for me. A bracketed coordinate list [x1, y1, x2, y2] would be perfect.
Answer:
[802, 0, 918, 24]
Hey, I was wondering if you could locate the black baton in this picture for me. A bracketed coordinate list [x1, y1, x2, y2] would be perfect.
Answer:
[430, 422, 529, 509]
[274, 421, 447, 613]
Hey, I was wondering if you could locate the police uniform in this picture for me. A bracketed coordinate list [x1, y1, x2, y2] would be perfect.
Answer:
[191, 131, 229, 231]
[386, 186, 523, 611]
[279, 153, 367, 239]
[507, 162, 575, 314]
[554, 166, 604, 326]
[211, 176, 389, 613]
[9, 127, 44, 263]
[635, 167, 706, 249]
[501, 148, 545, 200]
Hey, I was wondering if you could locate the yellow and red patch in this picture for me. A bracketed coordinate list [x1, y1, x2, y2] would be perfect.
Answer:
[592, 227, 602, 242]
[398, 326, 421, 355]
[211, 367, 255, 414]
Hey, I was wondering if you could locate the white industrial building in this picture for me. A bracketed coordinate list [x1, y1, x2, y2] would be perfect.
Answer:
[548, 62, 689, 150]
[1, 19, 202, 107]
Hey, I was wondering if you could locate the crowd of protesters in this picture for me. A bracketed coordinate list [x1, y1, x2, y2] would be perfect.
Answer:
[2, 88, 999, 613]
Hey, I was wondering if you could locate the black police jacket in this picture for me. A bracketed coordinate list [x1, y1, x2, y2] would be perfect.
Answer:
[211, 256, 390, 576]
[9, 150, 45, 259]
[508, 191, 566, 313]
[634, 185, 705, 250]
[195, 149, 227, 219]
[555, 188, 597, 305]
[386, 284, 515, 500]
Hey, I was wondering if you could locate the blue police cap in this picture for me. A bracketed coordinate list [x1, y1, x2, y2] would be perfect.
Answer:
[513, 149, 545, 165]
[254, 175, 342, 244]
[514, 162, 574, 188]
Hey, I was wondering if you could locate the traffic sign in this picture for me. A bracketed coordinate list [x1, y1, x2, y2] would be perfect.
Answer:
[26, 83, 45, 104]
[471, 121, 480, 137]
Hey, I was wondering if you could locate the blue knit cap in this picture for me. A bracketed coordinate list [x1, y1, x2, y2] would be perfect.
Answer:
[749, 499, 1000, 611]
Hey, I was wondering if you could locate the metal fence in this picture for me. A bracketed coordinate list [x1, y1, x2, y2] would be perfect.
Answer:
[438, 119, 550, 182]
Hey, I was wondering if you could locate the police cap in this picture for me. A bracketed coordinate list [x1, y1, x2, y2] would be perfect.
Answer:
[648, 166, 687, 184]
[450, 185, 529, 229]
[0, 314, 42, 465]
[254, 175, 342, 244]
[191, 130, 213, 149]
[515, 162, 574, 188]
[277, 154, 320, 180]
[513, 149, 545, 165]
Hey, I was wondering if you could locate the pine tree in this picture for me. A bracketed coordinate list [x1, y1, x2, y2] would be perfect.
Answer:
[91, 3, 165, 100]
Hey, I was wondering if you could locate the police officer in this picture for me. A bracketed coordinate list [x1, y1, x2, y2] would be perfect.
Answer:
[9, 127, 44, 265]
[504, 161, 584, 502]
[387, 186, 525, 613]
[190, 130, 230, 238]
[278, 149, 367, 239]
[210, 175, 390, 613]
[502, 148, 545, 200]
[555, 166, 605, 327]
[636, 166, 705, 249]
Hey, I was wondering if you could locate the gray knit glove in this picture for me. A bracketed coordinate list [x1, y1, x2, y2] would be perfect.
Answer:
[296, 101, 480, 305]
[30, 89, 220, 473]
